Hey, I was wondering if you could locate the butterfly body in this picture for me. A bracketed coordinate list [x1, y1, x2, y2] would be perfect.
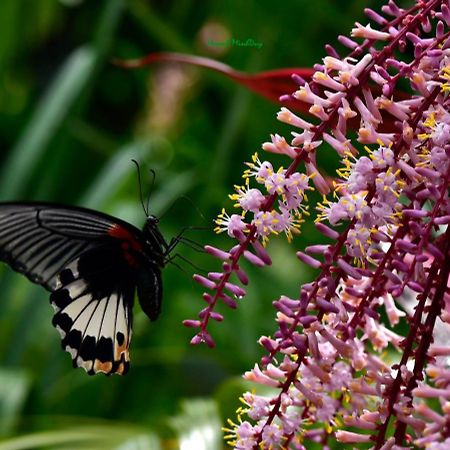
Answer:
[0, 202, 168, 375]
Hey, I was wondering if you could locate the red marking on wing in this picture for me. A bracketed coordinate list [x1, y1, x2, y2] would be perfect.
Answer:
[108, 224, 142, 251]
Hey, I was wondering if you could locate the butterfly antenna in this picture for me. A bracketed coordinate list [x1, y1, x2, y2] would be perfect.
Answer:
[158, 195, 207, 223]
[132, 159, 148, 217]
[179, 195, 207, 223]
[147, 169, 156, 218]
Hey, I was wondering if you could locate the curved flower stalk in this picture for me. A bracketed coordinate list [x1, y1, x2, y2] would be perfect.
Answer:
[186, 0, 450, 448]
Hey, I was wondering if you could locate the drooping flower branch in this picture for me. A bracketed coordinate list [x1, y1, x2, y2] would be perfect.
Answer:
[185, 0, 450, 448]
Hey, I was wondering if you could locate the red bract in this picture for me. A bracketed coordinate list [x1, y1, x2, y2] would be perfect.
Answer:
[113, 51, 314, 113]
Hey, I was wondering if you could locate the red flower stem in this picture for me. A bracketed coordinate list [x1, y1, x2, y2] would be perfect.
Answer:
[393, 228, 450, 445]
[374, 220, 450, 448]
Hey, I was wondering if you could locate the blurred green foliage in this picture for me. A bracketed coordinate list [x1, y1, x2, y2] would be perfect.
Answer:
[0, 0, 379, 448]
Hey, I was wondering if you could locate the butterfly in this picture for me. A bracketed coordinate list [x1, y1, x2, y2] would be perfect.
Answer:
[0, 202, 173, 375]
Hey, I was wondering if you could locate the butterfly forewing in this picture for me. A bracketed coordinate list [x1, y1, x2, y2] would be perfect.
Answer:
[0, 204, 111, 289]
[0, 202, 166, 375]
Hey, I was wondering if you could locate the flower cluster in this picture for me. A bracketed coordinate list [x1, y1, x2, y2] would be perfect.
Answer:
[186, 0, 450, 448]
[184, 154, 315, 346]
[216, 153, 312, 243]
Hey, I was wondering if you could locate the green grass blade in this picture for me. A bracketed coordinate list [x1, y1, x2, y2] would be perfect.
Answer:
[0, 370, 30, 436]
[0, 46, 96, 199]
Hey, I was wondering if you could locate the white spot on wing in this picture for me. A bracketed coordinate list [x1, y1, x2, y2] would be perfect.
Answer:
[55, 325, 66, 338]
[114, 293, 130, 361]
[83, 297, 108, 339]
[53, 259, 80, 290]
[76, 356, 94, 373]
[65, 346, 78, 359]
[101, 293, 118, 342]
[60, 294, 92, 322]
[66, 279, 86, 300]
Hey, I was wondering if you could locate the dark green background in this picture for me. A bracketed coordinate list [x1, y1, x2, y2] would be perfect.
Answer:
[0, 1, 378, 448]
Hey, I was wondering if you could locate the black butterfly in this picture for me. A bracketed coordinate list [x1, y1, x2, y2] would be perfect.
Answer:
[0, 202, 172, 375]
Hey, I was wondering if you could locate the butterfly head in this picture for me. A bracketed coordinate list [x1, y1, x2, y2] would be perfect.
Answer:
[145, 214, 159, 228]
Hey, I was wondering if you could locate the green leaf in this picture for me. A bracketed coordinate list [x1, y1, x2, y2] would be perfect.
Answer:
[167, 399, 223, 450]
[0, 369, 31, 436]
[0, 425, 159, 450]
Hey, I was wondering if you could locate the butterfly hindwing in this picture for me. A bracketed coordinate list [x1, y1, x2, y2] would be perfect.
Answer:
[50, 253, 134, 375]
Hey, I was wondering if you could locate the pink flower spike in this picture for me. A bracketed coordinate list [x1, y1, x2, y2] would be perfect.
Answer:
[259, 336, 279, 353]
[222, 261, 232, 273]
[336, 430, 372, 443]
[427, 243, 444, 260]
[202, 293, 214, 304]
[415, 166, 440, 179]
[337, 258, 362, 279]
[198, 308, 210, 319]
[434, 215, 450, 225]
[305, 244, 330, 254]
[323, 132, 351, 156]
[219, 293, 238, 309]
[273, 299, 295, 316]
[428, 346, 450, 357]
[416, 254, 428, 263]
[296, 251, 322, 269]
[413, 385, 450, 399]
[402, 209, 429, 218]
[243, 250, 266, 267]
[315, 222, 340, 239]
[232, 228, 247, 243]
[397, 159, 421, 182]
[315, 297, 339, 313]
[183, 319, 201, 328]
[395, 239, 418, 253]
[337, 35, 359, 49]
[277, 107, 313, 130]
[351, 22, 391, 40]
[204, 245, 231, 260]
[319, 328, 352, 357]
[294, 380, 322, 404]
[299, 316, 317, 328]
[193, 274, 217, 290]
[343, 415, 378, 430]
[190, 331, 215, 348]
[209, 312, 224, 322]
[244, 364, 280, 387]
[207, 272, 223, 281]
[250, 239, 272, 265]
[364, 8, 388, 25]
[224, 282, 246, 298]
[201, 332, 216, 348]
[235, 267, 249, 285]
[306, 162, 329, 194]
[406, 280, 424, 293]
[190, 334, 203, 345]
